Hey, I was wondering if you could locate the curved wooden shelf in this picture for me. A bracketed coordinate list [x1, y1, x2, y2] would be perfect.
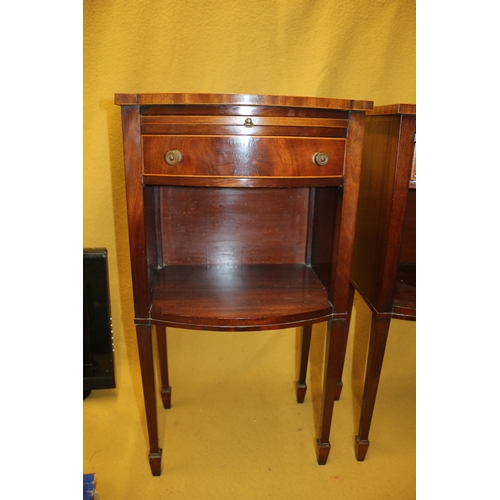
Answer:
[150, 264, 333, 331]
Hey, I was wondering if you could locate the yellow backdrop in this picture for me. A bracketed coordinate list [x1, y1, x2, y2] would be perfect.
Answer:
[83, 0, 415, 393]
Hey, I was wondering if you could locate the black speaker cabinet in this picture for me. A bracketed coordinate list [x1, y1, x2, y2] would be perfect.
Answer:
[83, 248, 115, 397]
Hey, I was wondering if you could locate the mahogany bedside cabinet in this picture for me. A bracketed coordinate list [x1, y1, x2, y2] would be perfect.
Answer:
[346, 104, 416, 461]
[114, 93, 373, 476]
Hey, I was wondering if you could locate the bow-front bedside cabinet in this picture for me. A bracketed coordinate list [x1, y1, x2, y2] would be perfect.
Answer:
[115, 93, 372, 476]
[347, 104, 416, 461]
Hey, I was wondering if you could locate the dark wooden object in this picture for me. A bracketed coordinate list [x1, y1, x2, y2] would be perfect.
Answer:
[115, 93, 372, 475]
[347, 104, 416, 460]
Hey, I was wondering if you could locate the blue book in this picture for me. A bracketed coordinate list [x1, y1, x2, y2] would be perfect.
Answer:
[83, 474, 95, 500]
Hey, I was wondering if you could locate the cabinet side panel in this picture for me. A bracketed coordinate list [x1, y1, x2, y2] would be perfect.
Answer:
[351, 115, 401, 308]
[330, 111, 366, 313]
[120, 105, 153, 318]
[311, 186, 338, 295]
[377, 115, 416, 309]
[399, 188, 416, 263]
[144, 186, 161, 286]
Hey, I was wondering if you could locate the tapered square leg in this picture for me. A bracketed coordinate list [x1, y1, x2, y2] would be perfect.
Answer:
[295, 324, 312, 403]
[148, 449, 163, 476]
[355, 314, 391, 461]
[155, 323, 172, 409]
[355, 436, 370, 461]
[334, 284, 356, 401]
[137, 324, 162, 476]
[316, 440, 331, 465]
[316, 319, 348, 465]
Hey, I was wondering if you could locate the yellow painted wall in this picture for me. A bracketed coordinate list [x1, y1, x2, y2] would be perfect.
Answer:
[83, 0, 415, 389]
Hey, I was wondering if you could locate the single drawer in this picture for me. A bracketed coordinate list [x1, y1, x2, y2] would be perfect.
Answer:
[142, 135, 345, 178]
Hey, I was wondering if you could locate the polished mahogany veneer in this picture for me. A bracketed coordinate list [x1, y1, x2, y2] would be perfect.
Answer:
[115, 93, 372, 475]
[347, 103, 416, 460]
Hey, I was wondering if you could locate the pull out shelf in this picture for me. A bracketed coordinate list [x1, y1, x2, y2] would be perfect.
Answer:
[150, 263, 333, 331]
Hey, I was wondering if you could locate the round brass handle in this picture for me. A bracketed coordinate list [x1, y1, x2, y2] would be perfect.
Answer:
[244, 118, 254, 128]
[164, 150, 182, 166]
[313, 152, 329, 166]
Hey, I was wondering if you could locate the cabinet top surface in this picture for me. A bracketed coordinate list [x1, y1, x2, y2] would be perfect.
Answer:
[114, 92, 373, 111]
[368, 103, 416, 116]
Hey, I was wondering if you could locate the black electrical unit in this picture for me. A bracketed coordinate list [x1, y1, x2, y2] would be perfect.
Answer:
[83, 248, 115, 398]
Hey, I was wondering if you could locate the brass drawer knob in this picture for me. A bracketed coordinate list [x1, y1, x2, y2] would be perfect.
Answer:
[244, 118, 254, 128]
[313, 152, 329, 166]
[165, 150, 182, 166]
